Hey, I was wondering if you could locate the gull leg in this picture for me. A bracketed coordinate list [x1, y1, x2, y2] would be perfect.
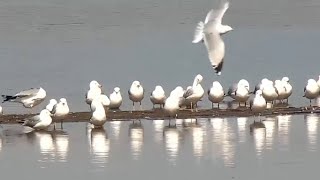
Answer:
[140, 101, 142, 110]
[218, 103, 220, 109]
[60, 121, 63, 129]
[211, 102, 213, 109]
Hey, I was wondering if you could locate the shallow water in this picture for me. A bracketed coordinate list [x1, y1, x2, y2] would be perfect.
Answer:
[0, 0, 320, 113]
[0, 114, 320, 179]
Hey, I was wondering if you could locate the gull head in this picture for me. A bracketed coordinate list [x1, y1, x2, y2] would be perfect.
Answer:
[132, 81, 141, 88]
[155, 85, 164, 92]
[282, 77, 290, 82]
[59, 98, 67, 105]
[212, 81, 223, 89]
[256, 90, 263, 96]
[195, 74, 203, 84]
[238, 79, 250, 90]
[114, 87, 121, 93]
[49, 99, 57, 105]
[40, 109, 51, 117]
[90, 80, 102, 89]
[308, 79, 317, 85]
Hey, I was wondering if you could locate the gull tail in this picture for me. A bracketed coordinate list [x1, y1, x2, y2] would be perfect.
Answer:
[1, 95, 16, 103]
[192, 21, 204, 43]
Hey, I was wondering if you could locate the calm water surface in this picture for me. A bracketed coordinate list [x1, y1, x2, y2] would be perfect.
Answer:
[0, 114, 320, 179]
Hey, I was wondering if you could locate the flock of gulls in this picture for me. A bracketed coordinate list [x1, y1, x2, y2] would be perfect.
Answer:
[0, 1, 318, 131]
[1, 74, 320, 131]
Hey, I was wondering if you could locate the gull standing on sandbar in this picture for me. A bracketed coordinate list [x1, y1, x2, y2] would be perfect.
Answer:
[183, 74, 204, 111]
[208, 81, 224, 108]
[128, 81, 144, 110]
[150, 85, 166, 108]
[86, 80, 102, 105]
[192, 0, 233, 75]
[109, 87, 122, 109]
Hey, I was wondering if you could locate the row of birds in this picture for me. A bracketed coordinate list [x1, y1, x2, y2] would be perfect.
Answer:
[2, 73, 320, 131]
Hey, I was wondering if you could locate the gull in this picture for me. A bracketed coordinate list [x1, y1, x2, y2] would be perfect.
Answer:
[86, 80, 102, 105]
[2, 87, 46, 111]
[164, 93, 180, 125]
[109, 87, 122, 110]
[303, 79, 320, 106]
[274, 80, 287, 103]
[281, 77, 293, 103]
[183, 74, 204, 111]
[51, 98, 70, 129]
[46, 99, 57, 113]
[253, 78, 271, 94]
[170, 86, 185, 107]
[52, 98, 69, 117]
[150, 85, 166, 108]
[261, 81, 278, 106]
[128, 81, 144, 110]
[192, 1, 233, 75]
[21, 109, 52, 130]
[250, 90, 267, 121]
[227, 79, 250, 107]
[90, 96, 107, 128]
[90, 94, 110, 112]
[208, 81, 224, 108]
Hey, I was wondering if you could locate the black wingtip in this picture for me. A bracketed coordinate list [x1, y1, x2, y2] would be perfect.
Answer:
[1, 95, 15, 103]
[213, 60, 224, 76]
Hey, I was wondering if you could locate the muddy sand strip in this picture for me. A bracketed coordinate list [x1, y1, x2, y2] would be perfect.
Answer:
[0, 106, 319, 124]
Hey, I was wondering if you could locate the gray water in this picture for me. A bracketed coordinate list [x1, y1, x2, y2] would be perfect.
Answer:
[0, 114, 320, 179]
[0, 0, 320, 113]
[1, 0, 320, 179]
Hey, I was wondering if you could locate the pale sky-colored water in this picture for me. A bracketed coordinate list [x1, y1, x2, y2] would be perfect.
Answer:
[0, 115, 320, 179]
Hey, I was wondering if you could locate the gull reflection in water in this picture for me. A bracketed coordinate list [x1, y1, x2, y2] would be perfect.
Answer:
[163, 124, 180, 163]
[110, 121, 122, 140]
[250, 121, 266, 158]
[88, 127, 110, 167]
[237, 117, 248, 143]
[277, 115, 292, 146]
[305, 114, 319, 151]
[192, 123, 205, 158]
[153, 120, 165, 143]
[27, 131, 55, 165]
[264, 116, 276, 150]
[209, 118, 235, 167]
[129, 122, 143, 160]
[52, 130, 69, 162]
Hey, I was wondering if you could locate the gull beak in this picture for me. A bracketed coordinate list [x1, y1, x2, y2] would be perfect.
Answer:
[99, 84, 102, 88]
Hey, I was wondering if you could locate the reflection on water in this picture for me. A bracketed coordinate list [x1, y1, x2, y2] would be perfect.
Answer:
[209, 118, 235, 167]
[192, 124, 205, 158]
[26, 130, 70, 166]
[2, 114, 320, 173]
[129, 122, 143, 160]
[278, 115, 292, 147]
[305, 114, 319, 151]
[237, 117, 248, 143]
[52, 131, 69, 162]
[264, 116, 277, 149]
[89, 128, 110, 167]
[153, 120, 165, 143]
[163, 125, 179, 163]
[250, 121, 266, 158]
[110, 121, 121, 140]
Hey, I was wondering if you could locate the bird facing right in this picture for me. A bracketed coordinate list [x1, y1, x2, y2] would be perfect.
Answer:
[192, 1, 233, 75]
